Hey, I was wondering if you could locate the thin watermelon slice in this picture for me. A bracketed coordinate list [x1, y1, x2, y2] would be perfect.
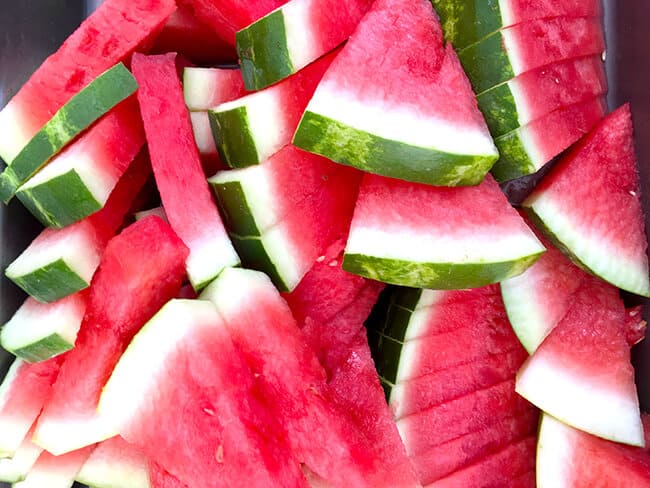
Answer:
[536, 413, 650, 487]
[0, 0, 175, 164]
[15, 98, 146, 228]
[132, 53, 239, 290]
[0, 357, 63, 458]
[76, 436, 150, 488]
[477, 55, 607, 137]
[343, 173, 545, 289]
[458, 17, 606, 94]
[0, 63, 137, 203]
[100, 299, 308, 487]
[236, 0, 372, 90]
[491, 96, 606, 181]
[183, 67, 245, 111]
[33, 217, 189, 455]
[208, 50, 337, 168]
[13, 445, 95, 488]
[0, 427, 42, 483]
[294, 0, 498, 186]
[431, 0, 602, 50]
[523, 104, 650, 297]
[516, 276, 645, 446]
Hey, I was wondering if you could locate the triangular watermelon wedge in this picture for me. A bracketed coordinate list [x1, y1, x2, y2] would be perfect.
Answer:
[523, 104, 650, 297]
[293, 0, 498, 186]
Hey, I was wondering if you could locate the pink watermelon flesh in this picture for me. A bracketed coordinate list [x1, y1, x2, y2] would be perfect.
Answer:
[20, 444, 95, 485]
[131, 53, 238, 290]
[411, 409, 538, 485]
[625, 306, 647, 346]
[79, 435, 148, 481]
[0, 0, 175, 163]
[34, 217, 189, 454]
[499, 0, 602, 26]
[149, 461, 189, 488]
[524, 104, 650, 297]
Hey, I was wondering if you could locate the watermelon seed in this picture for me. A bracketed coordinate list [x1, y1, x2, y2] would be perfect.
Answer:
[203, 407, 216, 416]
[215, 445, 224, 463]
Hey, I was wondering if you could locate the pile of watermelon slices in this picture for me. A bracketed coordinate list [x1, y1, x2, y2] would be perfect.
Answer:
[0, 0, 649, 486]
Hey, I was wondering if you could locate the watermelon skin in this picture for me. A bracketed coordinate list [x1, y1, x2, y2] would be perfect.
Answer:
[76, 436, 150, 488]
[523, 104, 650, 297]
[432, 0, 602, 50]
[458, 16, 606, 94]
[343, 173, 545, 289]
[516, 276, 644, 447]
[0, 0, 175, 164]
[294, 0, 498, 187]
[477, 55, 607, 137]
[537, 414, 650, 488]
[132, 53, 239, 290]
[33, 217, 189, 455]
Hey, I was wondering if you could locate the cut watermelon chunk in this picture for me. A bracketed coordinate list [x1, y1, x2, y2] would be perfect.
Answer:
[15, 98, 146, 228]
[13, 445, 95, 488]
[1, 292, 87, 362]
[0, 427, 42, 483]
[189, 111, 220, 163]
[0, 63, 137, 203]
[183, 67, 245, 111]
[76, 436, 150, 488]
[523, 104, 650, 297]
[477, 55, 607, 137]
[0, 357, 63, 458]
[432, 0, 602, 50]
[537, 414, 650, 487]
[0, 0, 175, 164]
[132, 53, 239, 290]
[516, 276, 644, 446]
[458, 17, 606, 94]
[34, 217, 189, 455]
[237, 0, 371, 90]
[100, 299, 307, 487]
[492, 96, 606, 181]
[209, 50, 336, 168]
[344, 173, 544, 289]
[294, 0, 498, 186]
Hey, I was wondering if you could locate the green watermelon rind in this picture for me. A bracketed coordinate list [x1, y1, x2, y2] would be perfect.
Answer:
[208, 106, 260, 168]
[489, 128, 539, 182]
[209, 179, 264, 237]
[431, 0, 506, 51]
[0, 64, 137, 203]
[5, 259, 90, 304]
[2, 334, 74, 365]
[476, 81, 525, 137]
[294, 111, 498, 186]
[457, 31, 516, 95]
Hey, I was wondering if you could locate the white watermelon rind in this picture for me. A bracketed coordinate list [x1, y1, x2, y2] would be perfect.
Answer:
[0, 434, 42, 483]
[535, 414, 575, 488]
[76, 439, 150, 488]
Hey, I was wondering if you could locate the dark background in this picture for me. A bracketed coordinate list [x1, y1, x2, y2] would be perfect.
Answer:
[0, 0, 648, 485]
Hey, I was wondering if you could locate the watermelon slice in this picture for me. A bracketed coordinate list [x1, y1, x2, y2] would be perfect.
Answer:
[343, 173, 545, 289]
[536, 413, 650, 487]
[15, 98, 146, 228]
[293, 0, 498, 186]
[100, 299, 308, 487]
[477, 55, 607, 137]
[523, 104, 650, 297]
[76, 436, 150, 488]
[0, 63, 137, 203]
[458, 17, 606, 94]
[183, 67, 245, 111]
[491, 96, 606, 181]
[0, 357, 63, 458]
[516, 276, 645, 446]
[132, 53, 239, 290]
[0, 0, 175, 164]
[33, 217, 189, 455]
[0, 427, 42, 483]
[431, 0, 602, 50]
[208, 50, 337, 168]
[13, 445, 95, 488]
[236, 0, 372, 90]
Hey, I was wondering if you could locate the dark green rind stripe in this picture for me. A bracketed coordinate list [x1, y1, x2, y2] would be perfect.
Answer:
[294, 111, 497, 186]
[477, 81, 523, 137]
[0, 63, 137, 203]
[209, 179, 263, 237]
[389, 287, 425, 311]
[209, 107, 260, 168]
[236, 10, 294, 91]
[228, 233, 290, 292]
[5, 334, 74, 363]
[342, 252, 543, 290]
[458, 30, 516, 95]
[6, 259, 89, 303]
[431, 0, 505, 50]
[489, 129, 537, 182]
[16, 170, 102, 228]
[367, 330, 412, 386]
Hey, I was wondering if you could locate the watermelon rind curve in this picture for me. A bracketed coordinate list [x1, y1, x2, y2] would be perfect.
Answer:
[0, 433, 42, 484]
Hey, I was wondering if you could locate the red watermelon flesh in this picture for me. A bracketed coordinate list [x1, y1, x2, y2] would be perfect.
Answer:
[33, 217, 189, 455]
[625, 306, 647, 346]
[499, 0, 602, 27]
[132, 53, 239, 290]
[426, 436, 537, 488]
[149, 461, 189, 488]
[411, 409, 538, 485]
[0, 0, 175, 164]
[516, 275, 644, 446]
